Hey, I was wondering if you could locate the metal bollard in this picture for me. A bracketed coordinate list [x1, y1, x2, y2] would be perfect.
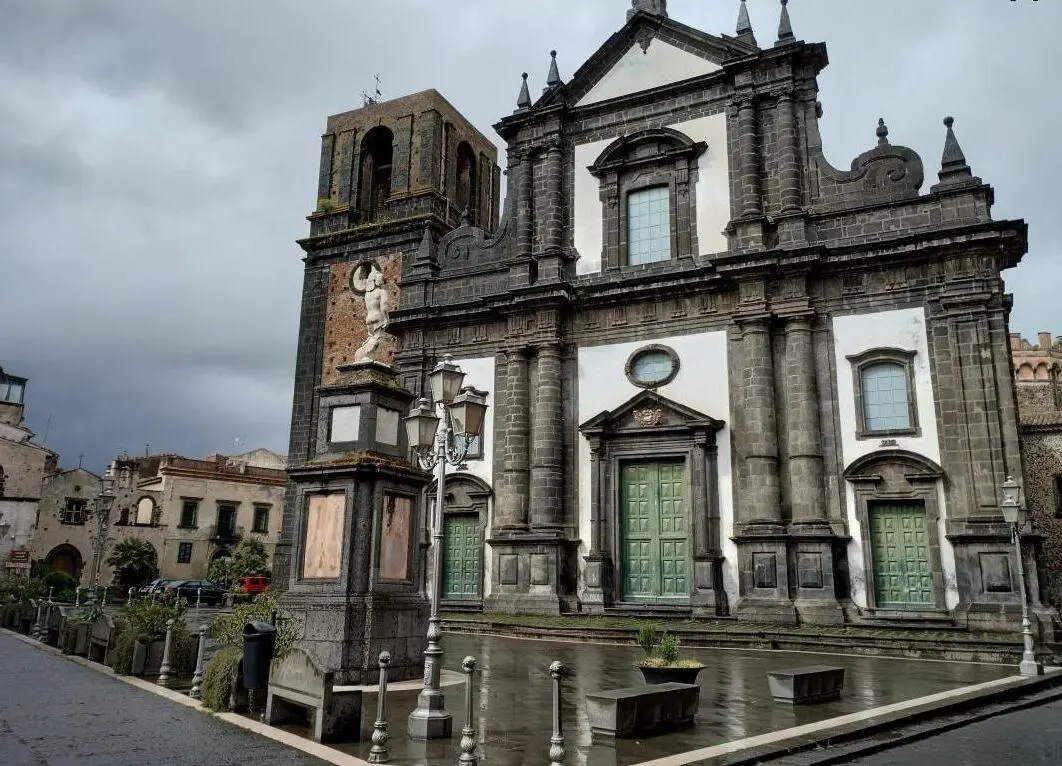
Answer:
[368, 651, 391, 763]
[74, 587, 81, 607]
[548, 661, 566, 766]
[31, 599, 42, 639]
[189, 624, 207, 700]
[102, 586, 108, 605]
[459, 656, 479, 766]
[158, 618, 175, 687]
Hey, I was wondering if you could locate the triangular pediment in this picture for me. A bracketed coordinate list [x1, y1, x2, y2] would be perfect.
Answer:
[559, 12, 755, 109]
[580, 389, 725, 434]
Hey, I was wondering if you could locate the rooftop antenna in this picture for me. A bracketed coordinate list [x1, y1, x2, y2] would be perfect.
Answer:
[361, 73, 383, 106]
[41, 413, 53, 444]
[78, 454, 84, 469]
[145, 443, 150, 457]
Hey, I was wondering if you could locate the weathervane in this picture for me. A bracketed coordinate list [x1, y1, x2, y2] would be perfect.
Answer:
[362, 73, 383, 106]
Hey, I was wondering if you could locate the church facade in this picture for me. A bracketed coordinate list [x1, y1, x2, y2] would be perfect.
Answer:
[277, 1, 1046, 632]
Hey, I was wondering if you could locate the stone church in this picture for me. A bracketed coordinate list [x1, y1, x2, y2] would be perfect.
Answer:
[276, 0, 1047, 633]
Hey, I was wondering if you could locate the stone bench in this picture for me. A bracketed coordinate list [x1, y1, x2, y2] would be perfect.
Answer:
[767, 665, 845, 704]
[265, 649, 362, 744]
[585, 682, 700, 742]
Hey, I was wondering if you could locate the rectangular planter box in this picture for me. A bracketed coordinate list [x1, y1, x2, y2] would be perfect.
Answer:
[585, 682, 700, 742]
[767, 665, 845, 704]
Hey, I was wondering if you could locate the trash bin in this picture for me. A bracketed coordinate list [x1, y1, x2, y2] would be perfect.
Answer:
[242, 620, 276, 690]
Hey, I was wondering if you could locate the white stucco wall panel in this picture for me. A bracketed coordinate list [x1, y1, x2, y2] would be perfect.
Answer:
[576, 40, 721, 107]
[573, 112, 730, 275]
[575, 330, 738, 605]
[832, 307, 956, 610]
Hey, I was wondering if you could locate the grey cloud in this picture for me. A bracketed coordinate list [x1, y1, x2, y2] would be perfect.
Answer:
[1, 0, 1059, 473]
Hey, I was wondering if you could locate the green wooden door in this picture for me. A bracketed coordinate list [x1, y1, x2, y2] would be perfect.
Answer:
[620, 461, 689, 601]
[442, 514, 480, 600]
[869, 502, 935, 608]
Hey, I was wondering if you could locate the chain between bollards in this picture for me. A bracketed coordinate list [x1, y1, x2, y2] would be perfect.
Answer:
[459, 656, 479, 766]
[157, 618, 175, 687]
[368, 651, 391, 763]
[548, 660, 566, 766]
[189, 624, 207, 699]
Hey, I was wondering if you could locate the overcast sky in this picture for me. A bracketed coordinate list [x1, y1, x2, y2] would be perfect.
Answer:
[1, 0, 1058, 473]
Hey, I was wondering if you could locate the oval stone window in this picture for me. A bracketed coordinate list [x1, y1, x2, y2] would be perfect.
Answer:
[625, 345, 680, 388]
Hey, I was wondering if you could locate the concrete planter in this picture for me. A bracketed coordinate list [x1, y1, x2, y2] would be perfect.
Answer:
[767, 665, 845, 704]
[636, 664, 706, 685]
[132, 639, 167, 677]
[585, 682, 701, 742]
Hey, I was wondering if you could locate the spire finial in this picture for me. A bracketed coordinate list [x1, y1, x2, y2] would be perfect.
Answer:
[776, 0, 795, 44]
[736, 0, 757, 46]
[932, 115, 981, 191]
[515, 72, 531, 112]
[876, 118, 889, 146]
[628, 0, 667, 20]
[545, 50, 561, 92]
[413, 224, 439, 273]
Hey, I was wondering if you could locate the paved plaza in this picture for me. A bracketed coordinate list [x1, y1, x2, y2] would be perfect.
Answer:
[0, 631, 328, 766]
[326, 633, 1015, 765]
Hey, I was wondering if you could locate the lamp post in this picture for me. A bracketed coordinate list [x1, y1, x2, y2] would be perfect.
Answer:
[1000, 475, 1044, 677]
[90, 476, 117, 589]
[405, 355, 489, 740]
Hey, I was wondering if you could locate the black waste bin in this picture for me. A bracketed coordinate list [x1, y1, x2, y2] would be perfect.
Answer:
[242, 620, 276, 690]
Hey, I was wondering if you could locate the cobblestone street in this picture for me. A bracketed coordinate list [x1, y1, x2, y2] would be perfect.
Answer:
[0, 631, 329, 766]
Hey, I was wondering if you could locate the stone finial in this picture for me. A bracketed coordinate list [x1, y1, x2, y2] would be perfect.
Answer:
[736, 0, 757, 46]
[414, 224, 438, 269]
[516, 72, 531, 112]
[628, 0, 667, 20]
[545, 50, 561, 90]
[876, 118, 889, 145]
[777, 0, 795, 44]
[931, 115, 982, 191]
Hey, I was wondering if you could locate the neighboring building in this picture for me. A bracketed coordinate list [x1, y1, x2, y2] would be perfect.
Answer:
[279, 1, 1044, 633]
[1012, 332, 1062, 609]
[33, 450, 286, 586]
[0, 367, 57, 578]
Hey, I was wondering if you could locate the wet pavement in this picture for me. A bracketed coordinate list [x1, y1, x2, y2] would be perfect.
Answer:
[322, 633, 1015, 766]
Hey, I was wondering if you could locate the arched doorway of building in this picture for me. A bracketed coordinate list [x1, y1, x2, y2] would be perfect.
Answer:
[429, 474, 491, 609]
[44, 544, 84, 580]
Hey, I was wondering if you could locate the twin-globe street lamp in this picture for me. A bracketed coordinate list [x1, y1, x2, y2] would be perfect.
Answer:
[404, 355, 489, 739]
[90, 476, 117, 589]
[1000, 475, 1044, 677]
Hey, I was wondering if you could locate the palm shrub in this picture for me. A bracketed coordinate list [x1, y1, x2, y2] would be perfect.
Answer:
[106, 538, 158, 591]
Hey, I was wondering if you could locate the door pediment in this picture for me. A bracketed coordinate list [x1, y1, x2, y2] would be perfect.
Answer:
[579, 389, 725, 437]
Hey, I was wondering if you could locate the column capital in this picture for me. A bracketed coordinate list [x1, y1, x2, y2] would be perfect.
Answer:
[781, 312, 817, 333]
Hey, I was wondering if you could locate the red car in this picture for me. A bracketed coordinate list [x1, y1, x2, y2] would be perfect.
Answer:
[239, 576, 270, 599]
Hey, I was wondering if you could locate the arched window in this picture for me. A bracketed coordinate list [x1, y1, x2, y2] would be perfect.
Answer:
[847, 349, 920, 438]
[455, 142, 477, 222]
[358, 126, 394, 222]
[135, 496, 155, 526]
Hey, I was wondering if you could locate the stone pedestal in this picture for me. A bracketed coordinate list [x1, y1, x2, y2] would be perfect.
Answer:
[484, 534, 575, 615]
[281, 362, 432, 684]
[790, 523, 846, 625]
[733, 525, 797, 625]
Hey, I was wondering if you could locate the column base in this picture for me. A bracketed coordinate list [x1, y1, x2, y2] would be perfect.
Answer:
[407, 705, 453, 740]
[1019, 657, 1045, 677]
[733, 598, 798, 626]
[794, 599, 846, 626]
[580, 553, 614, 615]
[485, 534, 578, 616]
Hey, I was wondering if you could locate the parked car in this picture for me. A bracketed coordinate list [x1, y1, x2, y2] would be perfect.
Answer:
[137, 579, 173, 598]
[168, 579, 226, 606]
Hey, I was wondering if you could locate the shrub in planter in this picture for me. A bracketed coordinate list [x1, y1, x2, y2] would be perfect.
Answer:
[200, 646, 243, 712]
[634, 624, 705, 684]
[110, 597, 188, 676]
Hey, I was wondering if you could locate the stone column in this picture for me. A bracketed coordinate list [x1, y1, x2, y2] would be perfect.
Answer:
[516, 150, 534, 257]
[496, 349, 530, 532]
[530, 345, 564, 531]
[545, 142, 564, 255]
[776, 93, 802, 214]
[739, 318, 780, 524]
[784, 316, 826, 523]
[737, 100, 762, 218]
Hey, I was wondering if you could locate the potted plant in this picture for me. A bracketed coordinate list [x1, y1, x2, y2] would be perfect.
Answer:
[635, 624, 705, 685]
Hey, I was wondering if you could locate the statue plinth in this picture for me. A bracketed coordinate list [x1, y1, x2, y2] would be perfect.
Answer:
[281, 363, 431, 684]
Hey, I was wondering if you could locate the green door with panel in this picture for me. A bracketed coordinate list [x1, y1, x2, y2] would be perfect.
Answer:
[620, 461, 689, 601]
[442, 514, 480, 600]
[868, 501, 935, 608]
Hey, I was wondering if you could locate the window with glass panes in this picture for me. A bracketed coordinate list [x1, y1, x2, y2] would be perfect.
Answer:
[860, 363, 911, 431]
[627, 187, 670, 265]
[177, 542, 193, 564]
[252, 504, 270, 533]
[180, 500, 199, 528]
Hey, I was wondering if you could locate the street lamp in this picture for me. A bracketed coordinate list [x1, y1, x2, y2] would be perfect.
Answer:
[90, 475, 117, 589]
[405, 355, 489, 740]
[1000, 475, 1044, 677]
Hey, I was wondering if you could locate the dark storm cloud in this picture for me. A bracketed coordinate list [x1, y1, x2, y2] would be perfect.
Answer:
[1, 0, 1059, 472]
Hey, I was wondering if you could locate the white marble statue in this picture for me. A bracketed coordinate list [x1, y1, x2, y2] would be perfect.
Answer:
[349, 259, 392, 363]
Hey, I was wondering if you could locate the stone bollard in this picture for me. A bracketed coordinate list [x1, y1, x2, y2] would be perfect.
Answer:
[74, 588, 81, 608]
[459, 656, 479, 766]
[548, 661, 566, 766]
[158, 618, 175, 687]
[368, 651, 391, 764]
[102, 586, 108, 605]
[31, 599, 42, 639]
[47, 587, 53, 604]
[189, 624, 207, 700]
[127, 587, 135, 603]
